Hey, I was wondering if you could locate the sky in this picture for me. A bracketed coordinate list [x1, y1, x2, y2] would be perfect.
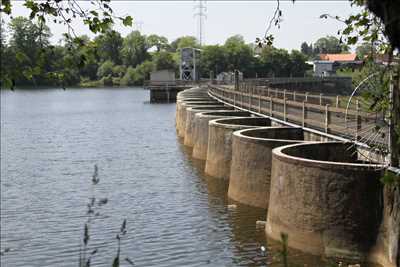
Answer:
[4, 0, 359, 51]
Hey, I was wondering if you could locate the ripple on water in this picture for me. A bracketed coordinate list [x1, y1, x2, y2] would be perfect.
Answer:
[1, 88, 360, 267]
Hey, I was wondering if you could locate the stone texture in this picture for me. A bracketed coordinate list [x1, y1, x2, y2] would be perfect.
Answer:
[205, 118, 271, 180]
[192, 111, 251, 160]
[266, 142, 383, 262]
[228, 127, 305, 208]
[184, 106, 234, 147]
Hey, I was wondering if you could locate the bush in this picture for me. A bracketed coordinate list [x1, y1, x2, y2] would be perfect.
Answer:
[97, 60, 115, 78]
[112, 65, 126, 78]
[101, 74, 113, 86]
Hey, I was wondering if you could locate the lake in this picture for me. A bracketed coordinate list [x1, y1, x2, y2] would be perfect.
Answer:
[1, 87, 331, 267]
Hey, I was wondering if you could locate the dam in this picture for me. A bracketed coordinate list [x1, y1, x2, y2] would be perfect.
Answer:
[174, 84, 400, 267]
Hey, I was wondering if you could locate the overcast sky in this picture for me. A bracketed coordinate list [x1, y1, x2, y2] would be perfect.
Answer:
[5, 0, 358, 51]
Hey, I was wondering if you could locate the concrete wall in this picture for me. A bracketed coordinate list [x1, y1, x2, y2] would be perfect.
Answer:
[184, 106, 234, 147]
[177, 101, 221, 137]
[369, 181, 400, 267]
[205, 117, 271, 180]
[266, 142, 383, 263]
[228, 127, 306, 209]
[192, 111, 251, 160]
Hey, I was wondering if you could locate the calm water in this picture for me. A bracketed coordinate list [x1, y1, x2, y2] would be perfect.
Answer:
[1, 87, 332, 267]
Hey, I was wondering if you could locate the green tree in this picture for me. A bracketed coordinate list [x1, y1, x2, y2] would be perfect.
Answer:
[97, 60, 115, 78]
[355, 42, 376, 60]
[94, 30, 123, 64]
[121, 31, 149, 67]
[200, 45, 228, 77]
[147, 34, 169, 52]
[289, 50, 308, 77]
[224, 35, 254, 73]
[313, 35, 348, 54]
[7, 16, 52, 85]
[153, 51, 177, 71]
[258, 46, 291, 77]
[169, 36, 198, 52]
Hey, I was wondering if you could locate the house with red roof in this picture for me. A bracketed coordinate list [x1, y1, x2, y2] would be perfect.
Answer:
[310, 53, 362, 77]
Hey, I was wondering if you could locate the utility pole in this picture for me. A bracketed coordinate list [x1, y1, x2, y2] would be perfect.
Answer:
[194, 0, 207, 46]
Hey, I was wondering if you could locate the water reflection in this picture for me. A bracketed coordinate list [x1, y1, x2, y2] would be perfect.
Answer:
[177, 138, 378, 267]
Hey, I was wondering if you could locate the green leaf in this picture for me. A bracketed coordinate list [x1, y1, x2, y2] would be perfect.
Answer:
[122, 16, 133, 27]
[90, 10, 98, 17]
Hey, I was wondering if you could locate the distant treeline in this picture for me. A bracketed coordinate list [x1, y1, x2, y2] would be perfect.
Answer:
[1, 16, 315, 88]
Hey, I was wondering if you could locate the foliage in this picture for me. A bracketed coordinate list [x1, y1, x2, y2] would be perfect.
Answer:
[147, 34, 169, 52]
[121, 31, 150, 67]
[169, 36, 198, 52]
[153, 51, 177, 71]
[0, 0, 132, 36]
[97, 60, 115, 78]
[381, 170, 400, 185]
[94, 30, 123, 64]
[199, 45, 228, 77]
[78, 165, 133, 267]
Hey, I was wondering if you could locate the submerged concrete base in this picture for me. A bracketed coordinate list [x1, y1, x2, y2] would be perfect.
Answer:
[266, 142, 383, 262]
[228, 127, 306, 209]
[205, 118, 271, 180]
[192, 111, 251, 160]
[184, 106, 234, 147]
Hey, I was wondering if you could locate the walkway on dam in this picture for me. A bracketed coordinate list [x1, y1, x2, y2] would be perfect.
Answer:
[207, 83, 388, 163]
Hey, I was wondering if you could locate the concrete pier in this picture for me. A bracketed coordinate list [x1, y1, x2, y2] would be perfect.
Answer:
[192, 111, 251, 160]
[266, 142, 383, 262]
[184, 106, 234, 147]
[205, 118, 271, 180]
[177, 101, 223, 137]
[228, 127, 306, 209]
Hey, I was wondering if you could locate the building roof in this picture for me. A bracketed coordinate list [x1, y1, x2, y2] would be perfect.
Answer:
[319, 53, 357, 62]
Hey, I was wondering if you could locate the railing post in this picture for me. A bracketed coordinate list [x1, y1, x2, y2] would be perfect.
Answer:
[270, 97, 273, 116]
[267, 87, 270, 97]
[319, 93, 323, 106]
[293, 91, 296, 102]
[259, 93, 261, 113]
[241, 91, 244, 108]
[233, 90, 236, 106]
[283, 89, 286, 101]
[356, 99, 361, 141]
[336, 95, 339, 108]
[249, 84, 252, 110]
[284, 97, 287, 121]
[302, 101, 307, 127]
[305, 92, 308, 102]
[325, 104, 330, 133]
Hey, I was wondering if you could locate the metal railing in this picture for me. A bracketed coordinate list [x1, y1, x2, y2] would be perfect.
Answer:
[208, 84, 382, 143]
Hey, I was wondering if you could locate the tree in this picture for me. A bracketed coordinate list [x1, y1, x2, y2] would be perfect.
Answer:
[6, 16, 53, 85]
[153, 51, 177, 71]
[200, 45, 228, 76]
[121, 31, 149, 67]
[224, 35, 254, 73]
[94, 30, 123, 64]
[258, 46, 291, 77]
[169, 36, 198, 52]
[300, 42, 309, 55]
[313, 36, 348, 54]
[355, 42, 376, 60]
[289, 50, 308, 77]
[97, 60, 115, 78]
[147, 34, 169, 52]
